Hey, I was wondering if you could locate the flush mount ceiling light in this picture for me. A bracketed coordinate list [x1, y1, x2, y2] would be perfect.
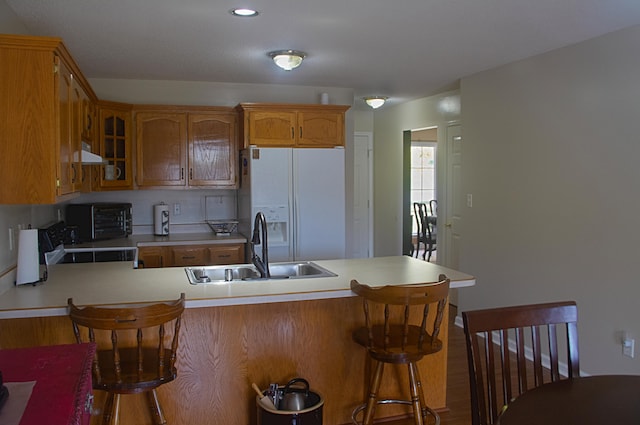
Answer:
[230, 8, 259, 17]
[268, 50, 307, 71]
[363, 96, 388, 109]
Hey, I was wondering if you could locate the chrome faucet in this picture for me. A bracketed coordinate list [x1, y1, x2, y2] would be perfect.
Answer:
[250, 212, 270, 278]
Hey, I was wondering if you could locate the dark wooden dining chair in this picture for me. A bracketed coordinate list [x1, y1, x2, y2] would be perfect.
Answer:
[68, 294, 186, 425]
[413, 202, 436, 262]
[428, 199, 438, 217]
[350, 275, 450, 425]
[462, 301, 580, 425]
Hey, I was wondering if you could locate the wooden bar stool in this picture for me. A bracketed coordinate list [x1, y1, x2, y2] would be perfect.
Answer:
[68, 294, 185, 425]
[350, 275, 450, 425]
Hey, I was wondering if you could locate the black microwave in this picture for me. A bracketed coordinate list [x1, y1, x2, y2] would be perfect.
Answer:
[66, 203, 132, 241]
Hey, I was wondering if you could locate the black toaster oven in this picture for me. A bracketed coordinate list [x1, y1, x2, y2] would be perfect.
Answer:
[66, 203, 132, 241]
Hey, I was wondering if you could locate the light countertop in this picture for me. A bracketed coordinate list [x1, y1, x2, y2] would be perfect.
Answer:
[0, 256, 475, 319]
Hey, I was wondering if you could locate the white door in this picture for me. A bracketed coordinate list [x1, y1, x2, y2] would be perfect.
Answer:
[353, 132, 373, 258]
[444, 124, 463, 305]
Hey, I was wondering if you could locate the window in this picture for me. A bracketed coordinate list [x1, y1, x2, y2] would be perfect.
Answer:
[411, 142, 436, 206]
[410, 142, 436, 236]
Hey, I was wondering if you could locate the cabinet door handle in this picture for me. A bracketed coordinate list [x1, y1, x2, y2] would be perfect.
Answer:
[291, 127, 294, 139]
[299, 126, 302, 138]
[182, 256, 196, 260]
[71, 164, 77, 182]
[181, 168, 184, 179]
[189, 168, 193, 180]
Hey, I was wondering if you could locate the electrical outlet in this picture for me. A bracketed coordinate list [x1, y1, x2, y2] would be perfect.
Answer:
[467, 194, 473, 208]
[173, 203, 181, 215]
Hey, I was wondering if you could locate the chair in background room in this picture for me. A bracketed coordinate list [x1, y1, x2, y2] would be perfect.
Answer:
[428, 200, 438, 217]
[350, 275, 450, 425]
[68, 294, 186, 425]
[413, 202, 436, 262]
[462, 301, 580, 425]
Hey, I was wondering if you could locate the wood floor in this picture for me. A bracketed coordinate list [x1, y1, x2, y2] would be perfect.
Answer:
[381, 305, 472, 425]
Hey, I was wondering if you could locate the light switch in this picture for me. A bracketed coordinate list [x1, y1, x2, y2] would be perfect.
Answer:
[466, 194, 473, 208]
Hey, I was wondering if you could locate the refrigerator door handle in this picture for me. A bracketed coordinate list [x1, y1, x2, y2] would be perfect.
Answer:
[293, 197, 299, 258]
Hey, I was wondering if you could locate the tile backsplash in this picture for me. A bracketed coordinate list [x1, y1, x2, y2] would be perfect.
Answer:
[65, 189, 237, 234]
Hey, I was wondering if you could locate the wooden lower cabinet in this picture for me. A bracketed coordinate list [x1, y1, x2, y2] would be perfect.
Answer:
[0, 299, 449, 425]
[137, 246, 167, 268]
[138, 243, 245, 268]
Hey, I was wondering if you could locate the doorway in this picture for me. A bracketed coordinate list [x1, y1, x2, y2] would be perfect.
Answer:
[403, 127, 438, 259]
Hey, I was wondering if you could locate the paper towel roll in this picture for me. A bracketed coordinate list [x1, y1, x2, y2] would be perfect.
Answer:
[17, 229, 40, 285]
[154, 204, 170, 236]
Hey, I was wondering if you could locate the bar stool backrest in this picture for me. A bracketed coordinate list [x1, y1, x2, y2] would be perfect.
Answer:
[350, 275, 450, 363]
[68, 294, 185, 392]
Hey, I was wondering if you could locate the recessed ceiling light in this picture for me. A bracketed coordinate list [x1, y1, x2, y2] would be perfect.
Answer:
[230, 8, 259, 17]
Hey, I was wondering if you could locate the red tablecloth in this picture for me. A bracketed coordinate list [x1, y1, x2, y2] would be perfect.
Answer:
[0, 343, 95, 425]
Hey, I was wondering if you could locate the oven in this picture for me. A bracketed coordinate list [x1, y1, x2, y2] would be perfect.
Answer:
[39, 221, 138, 266]
[62, 249, 136, 263]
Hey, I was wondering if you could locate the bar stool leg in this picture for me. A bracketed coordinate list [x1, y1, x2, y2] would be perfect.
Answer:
[409, 361, 440, 425]
[408, 362, 424, 425]
[102, 393, 116, 425]
[147, 389, 167, 425]
[363, 361, 385, 425]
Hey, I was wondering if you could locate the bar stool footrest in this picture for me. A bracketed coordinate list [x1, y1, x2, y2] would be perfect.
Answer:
[351, 398, 440, 425]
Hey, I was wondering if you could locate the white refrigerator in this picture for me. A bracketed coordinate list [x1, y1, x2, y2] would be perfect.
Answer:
[238, 146, 345, 262]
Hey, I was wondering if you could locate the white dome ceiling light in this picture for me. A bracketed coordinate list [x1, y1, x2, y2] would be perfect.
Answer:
[268, 50, 307, 71]
[363, 96, 388, 109]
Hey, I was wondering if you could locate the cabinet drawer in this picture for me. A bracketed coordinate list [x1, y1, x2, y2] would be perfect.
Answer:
[209, 244, 244, 265]
[169, 246, 209, 266]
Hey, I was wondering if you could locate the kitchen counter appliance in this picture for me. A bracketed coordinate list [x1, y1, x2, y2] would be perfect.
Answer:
[66, 203, 132, 241]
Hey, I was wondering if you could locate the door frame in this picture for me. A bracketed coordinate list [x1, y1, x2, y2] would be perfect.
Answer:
[353, 132, 374, 258]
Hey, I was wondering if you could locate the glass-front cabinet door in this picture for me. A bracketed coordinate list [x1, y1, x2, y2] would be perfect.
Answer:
[98, 104, 132, 189]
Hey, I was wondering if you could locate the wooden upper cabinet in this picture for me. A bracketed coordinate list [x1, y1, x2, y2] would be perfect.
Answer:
[297, 110, 345, 147]
[136, 112, 188, 187]
[188, 113, 237, 187]
[237, 103, 350, 148]
[134, 107, 238, 189]
[0, 34, 97, 204]
[246, 111, 297, 147]
[57, 58, 74, 196]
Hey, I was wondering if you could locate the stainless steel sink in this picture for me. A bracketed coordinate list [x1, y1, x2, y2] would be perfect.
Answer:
[185, 261, 337, 284]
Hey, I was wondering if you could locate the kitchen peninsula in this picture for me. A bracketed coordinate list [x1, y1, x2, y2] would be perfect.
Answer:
[0, 256, 474, 424]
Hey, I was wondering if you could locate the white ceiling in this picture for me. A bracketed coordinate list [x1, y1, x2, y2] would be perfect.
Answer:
[6, 0, 640, 109]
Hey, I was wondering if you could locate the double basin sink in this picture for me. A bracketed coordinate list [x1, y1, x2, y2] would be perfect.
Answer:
[185, 261, 337, 284]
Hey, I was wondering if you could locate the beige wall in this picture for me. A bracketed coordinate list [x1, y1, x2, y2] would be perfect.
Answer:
[459, 24, 640, 374]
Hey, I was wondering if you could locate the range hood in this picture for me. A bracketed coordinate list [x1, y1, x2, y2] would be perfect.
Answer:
[74, 142, 107, 164]
[77, 149, 107, 164]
